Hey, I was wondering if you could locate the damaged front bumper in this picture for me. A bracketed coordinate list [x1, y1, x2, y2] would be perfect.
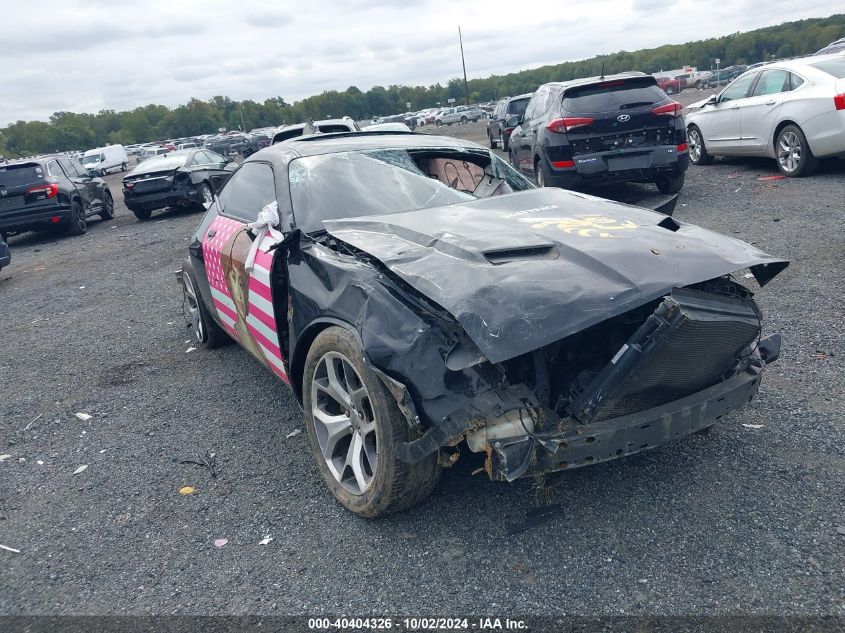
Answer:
[488, 358, 769, 482]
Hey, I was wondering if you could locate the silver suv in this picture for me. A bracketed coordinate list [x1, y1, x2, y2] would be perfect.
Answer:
[435, 105, 484, 126]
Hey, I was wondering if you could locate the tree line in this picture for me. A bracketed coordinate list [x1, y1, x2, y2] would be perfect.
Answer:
[1, 14, 842, 157]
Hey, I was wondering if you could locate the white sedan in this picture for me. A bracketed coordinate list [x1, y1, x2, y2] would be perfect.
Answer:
[685, 53, 845, 176]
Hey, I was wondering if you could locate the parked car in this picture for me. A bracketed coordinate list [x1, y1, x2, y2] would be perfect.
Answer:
[272, 117, 359, 144]
[508, 72, 689, 193]
[656, 76, 683, 94]
[363, 122, 413, 132]
[0, 155, 113, 238]
[122, 149, 233, 221]
[139, 146, 170, 162]
[487, 93, 532, 151]
[179, 131, 785, 517]
[434, 105, 485, 126]
[0, 232, 10, 271]
[81, 145, 129, 176]
[814, 37, 845, 55]
[685, 54, 845, 177]
[706, 66, 747, 88]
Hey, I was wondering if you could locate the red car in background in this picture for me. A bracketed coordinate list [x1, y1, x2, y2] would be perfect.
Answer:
[656, 77, 683, 94]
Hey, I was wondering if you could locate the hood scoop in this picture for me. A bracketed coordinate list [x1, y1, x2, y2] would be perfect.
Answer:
[483, 245, 558, 265]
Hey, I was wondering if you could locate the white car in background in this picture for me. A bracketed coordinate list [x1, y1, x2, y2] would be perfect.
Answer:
[685, 53, 845, 176]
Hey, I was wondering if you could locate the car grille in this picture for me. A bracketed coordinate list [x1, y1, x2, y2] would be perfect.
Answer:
[570, 128, 674, 155]
[569, 288, 761, 423]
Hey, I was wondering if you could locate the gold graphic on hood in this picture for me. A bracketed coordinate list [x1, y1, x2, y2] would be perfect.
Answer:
[520, 215, 638, 238]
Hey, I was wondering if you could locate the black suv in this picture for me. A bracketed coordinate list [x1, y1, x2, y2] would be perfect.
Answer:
[487, 93, 532, 151]
[508, 73, 688, 193]
[0, 155, 114, 238]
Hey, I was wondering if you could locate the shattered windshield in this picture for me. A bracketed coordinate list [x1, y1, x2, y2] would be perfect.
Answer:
[289, 148, 533, 233]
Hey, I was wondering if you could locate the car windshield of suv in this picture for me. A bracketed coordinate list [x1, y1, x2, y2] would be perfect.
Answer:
[563, 78, 665, 113]
[507, 98, 530, 116]
[289, 149, 533, 233]
[0, 164, 43, 187]
[809, 58, 845, 78]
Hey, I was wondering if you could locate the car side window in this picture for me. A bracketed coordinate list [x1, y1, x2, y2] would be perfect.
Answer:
[752, 69, 790, 96]
[69, 160, 89, 178]
[523, 91, 543, 122]
[192, 151, 211, 165]
[217, 162, 275, 223]
[206, 151, 225, 164]
[720, 72, 758, 102]
[46, 160, 64, 178]
[789, 73, 805, 90]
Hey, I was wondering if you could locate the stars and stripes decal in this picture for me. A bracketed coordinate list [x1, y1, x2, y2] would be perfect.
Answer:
[202, 215, 289, 384]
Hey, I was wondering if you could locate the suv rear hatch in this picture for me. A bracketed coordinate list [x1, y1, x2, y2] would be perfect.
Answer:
[558, 77, 683, 156]
[0, 163, 58, 222]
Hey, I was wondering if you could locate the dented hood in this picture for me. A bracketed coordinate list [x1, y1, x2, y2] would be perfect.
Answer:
[323, 188, 788, 364]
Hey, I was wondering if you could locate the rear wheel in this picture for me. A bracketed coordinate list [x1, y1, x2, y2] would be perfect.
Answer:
[488, 131, 498, 149]
[687, 125, 713, 165]
[66, 200, 87, 236]
[655, 171, 685, 194]
[500, 132, 509, 152]
[99, 190, 114, 221]
[121, 162, 128, 172]
[460, 116, 468, 124]
[181, 263, 228, 349]
[302, 326, 440, 517]
[534, 159, 547, 187]
[132, 207, 152, 221]
[776, 124, 818, 177]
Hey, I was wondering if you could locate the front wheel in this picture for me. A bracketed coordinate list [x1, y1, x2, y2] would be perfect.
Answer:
[99, 190, 114, 220]
[302, 326, 440, 517]
[181, 263, 228, 349]
[688, 125, 713, 165]
[132, 207, 152, 221]
[460, 116, 468, 124]
[776, 124, 818, 177]
[66, 200, 87, 236]
[655, 171, 685, 194]
[197, 182, 213, 209]
[488, 131, 498, 149]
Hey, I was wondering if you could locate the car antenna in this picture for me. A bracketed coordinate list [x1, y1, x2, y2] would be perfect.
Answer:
[600, 60, 605, 80]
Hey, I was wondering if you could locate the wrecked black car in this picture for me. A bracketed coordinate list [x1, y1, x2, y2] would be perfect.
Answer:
[122, 149, 233, 221]
[180, 132, 787, 517]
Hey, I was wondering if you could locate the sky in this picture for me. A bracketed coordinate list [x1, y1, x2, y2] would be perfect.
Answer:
[0, 0, 838, 126]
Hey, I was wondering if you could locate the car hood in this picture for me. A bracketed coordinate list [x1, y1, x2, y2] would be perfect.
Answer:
[323, 188, 788, 364]
[686, 97, 713, 110]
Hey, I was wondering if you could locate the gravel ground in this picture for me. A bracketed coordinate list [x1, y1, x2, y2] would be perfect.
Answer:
[1, 110, 843, 617]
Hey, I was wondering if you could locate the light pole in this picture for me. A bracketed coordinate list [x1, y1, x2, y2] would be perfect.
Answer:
[458, 26, 469, 105]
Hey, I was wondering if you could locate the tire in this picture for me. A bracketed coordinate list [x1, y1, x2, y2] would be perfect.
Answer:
[132, 208, 152, 221]
[687, 125, 714, 165]
[775, 124, 819, 177]
[534, 158, 547, 187]
[99, 190, 114, 221]
[302, 326, 440, 517]
[65, 199, 87, 236]
[460, 116, 468, 124]
[488, 131, 498, 149]
[695, 80, 704, 89]
[121, 162, 128, 172]
[181, 262, 228, 349]
[197, 182, 213, 210]
[500, 132, 509, 152]
[435, 120, 443, 127]
[654, 171, 685, 194]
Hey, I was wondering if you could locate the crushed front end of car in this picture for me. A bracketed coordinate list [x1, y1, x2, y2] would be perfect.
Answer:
[319, 187, 788, 483]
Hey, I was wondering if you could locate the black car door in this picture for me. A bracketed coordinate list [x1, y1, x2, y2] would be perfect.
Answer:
[513, 88, 547, 173]
[58, 157, 100, 212]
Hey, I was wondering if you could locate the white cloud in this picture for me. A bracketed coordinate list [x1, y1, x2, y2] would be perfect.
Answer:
[0, 0, 837, 125]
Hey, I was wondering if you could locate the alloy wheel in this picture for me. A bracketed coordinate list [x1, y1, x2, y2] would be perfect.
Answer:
[310, 351, 378, 495]
[201, 184, 213, 206]
[777, 130, 801, 173]
[183, 273, 204, 343]
[689, 129, 702, 162]
[74, 204, 86, 233]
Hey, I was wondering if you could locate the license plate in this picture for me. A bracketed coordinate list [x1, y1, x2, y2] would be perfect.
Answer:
[607, 154, 652, 171]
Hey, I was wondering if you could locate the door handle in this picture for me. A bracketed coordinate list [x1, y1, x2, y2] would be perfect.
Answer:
[765, 100, 777, 106]
[207, 229, 216, 238]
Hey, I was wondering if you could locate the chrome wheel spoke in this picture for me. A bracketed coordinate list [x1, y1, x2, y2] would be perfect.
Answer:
[311, 350, 378, 495]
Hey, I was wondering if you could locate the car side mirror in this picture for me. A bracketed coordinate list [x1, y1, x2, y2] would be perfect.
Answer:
[706, 94, 718, 105]
[506, 115, 521, 127]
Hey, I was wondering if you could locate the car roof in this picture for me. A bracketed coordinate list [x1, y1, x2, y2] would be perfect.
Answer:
[246, 131, 485, 165]
[542, 71, 649, 91]
[507, 93, 533, 102]
[743, 52, 845, 78]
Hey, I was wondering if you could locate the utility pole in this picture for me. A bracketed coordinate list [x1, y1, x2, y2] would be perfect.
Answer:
[459, 26, 469, 105]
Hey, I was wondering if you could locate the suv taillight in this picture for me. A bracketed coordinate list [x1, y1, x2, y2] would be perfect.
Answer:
[651, 102, 684, 117]
[834, 94, 845, 110]
[26, 183, 59, 199]
[546, 117, 594, 134]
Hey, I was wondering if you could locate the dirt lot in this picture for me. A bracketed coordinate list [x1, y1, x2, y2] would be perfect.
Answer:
[2, 105, 844, 616]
